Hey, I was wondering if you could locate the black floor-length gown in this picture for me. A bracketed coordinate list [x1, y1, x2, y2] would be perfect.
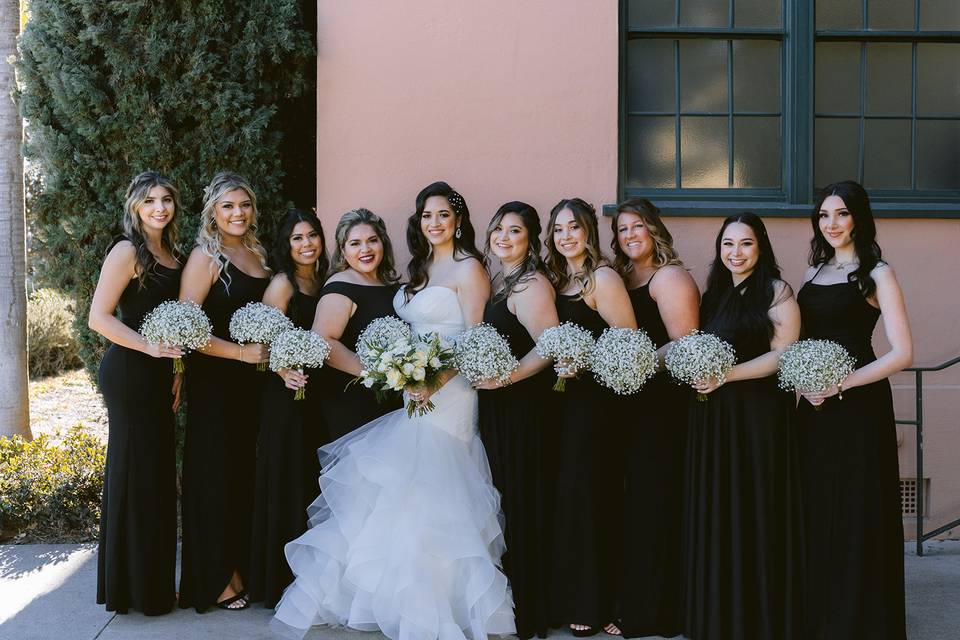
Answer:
[620, 277, 686, 638]
[316, 281, 402, 439]
[248, 289, 328, 608]
[97, 261, 180, 615]
[477, 296, 556, 639]
[682, 281, 803, 640]
[550, 294, 623, 629]
[797, 279, 906, 640]
[179, 262, 269, 612]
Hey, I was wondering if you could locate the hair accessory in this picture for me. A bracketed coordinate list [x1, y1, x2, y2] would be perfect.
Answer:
[448, 191, 465, 216]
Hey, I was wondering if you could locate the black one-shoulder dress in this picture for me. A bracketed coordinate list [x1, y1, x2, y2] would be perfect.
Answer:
[317, 281, 402, 439]
[550, 294, 623, 629]
[797, 279, 906, 640]
[97, 262, 180, 615]
[248, 290, 328, 608]
[682, 280, 803, 640]
[620, 277, 686, 638]
[477, 296, 556, 639]
[179, 262, 269, 612]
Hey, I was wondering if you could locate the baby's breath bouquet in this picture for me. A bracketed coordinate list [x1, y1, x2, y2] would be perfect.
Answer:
[229, 302, 295, 370]
[665, 330, 736, 402]
[268, 329, 331, 400]
[139, 300, 213, 373]
[355, 316, 414, 373]
[778, 339, 856, 410]
[535, 322, 597, 392]
[453, 323, 519, 386]
[590, 327, 659, 395]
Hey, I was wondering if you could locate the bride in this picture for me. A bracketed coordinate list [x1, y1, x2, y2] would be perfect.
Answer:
[272, 182, 515, 640]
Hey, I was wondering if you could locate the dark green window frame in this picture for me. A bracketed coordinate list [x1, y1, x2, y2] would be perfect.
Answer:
[617, 0, 960, 218]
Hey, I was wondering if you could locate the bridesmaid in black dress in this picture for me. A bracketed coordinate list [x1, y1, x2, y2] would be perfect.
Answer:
[89, 172, 183, 615]
[543, 198, 637, 637]
[311, 207, 403, 439]
[472, 202, 559, 639]
[178, 172, 271, 612]
[248, 209, 329, 608]
[682, 213, 803, 640]
[609, 199, 699, 638]
[797, 181, 912, 640]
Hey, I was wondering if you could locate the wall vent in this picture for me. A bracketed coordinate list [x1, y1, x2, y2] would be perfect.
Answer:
[900, 478, 930, 516]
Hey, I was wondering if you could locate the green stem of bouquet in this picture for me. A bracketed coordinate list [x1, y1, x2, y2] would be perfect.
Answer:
[294, 387, 305, 401]
[173, 357, 185, 374]
[552, 376, 567, 392]
[696, 392, 708, 402]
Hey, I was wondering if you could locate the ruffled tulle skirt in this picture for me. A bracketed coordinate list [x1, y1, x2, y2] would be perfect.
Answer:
[271, 382, 515, 640]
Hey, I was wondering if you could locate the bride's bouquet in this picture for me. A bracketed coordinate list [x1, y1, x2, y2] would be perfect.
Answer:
[229, 302, 294, 370]
[355, 316, 414, 373]
[268, 328, 331, 400]
[535, 322, 596, 392]
[139, 300, 212, 373]
[590, 327, 659, 395]
[778, 339, 856, 409]
[665, 330, 736, 402]
[452, 323, 518, 386]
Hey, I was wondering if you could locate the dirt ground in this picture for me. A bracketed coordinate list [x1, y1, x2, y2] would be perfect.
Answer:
[28, 368, 107, 443]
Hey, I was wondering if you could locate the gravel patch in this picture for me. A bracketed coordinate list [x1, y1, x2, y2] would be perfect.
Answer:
[28, 369, 107, 444]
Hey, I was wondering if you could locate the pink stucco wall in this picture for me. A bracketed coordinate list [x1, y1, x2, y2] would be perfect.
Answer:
[316, 1, 959, 538]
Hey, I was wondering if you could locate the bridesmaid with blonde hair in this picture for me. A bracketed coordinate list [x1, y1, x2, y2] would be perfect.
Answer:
[178, 171, 271, 612]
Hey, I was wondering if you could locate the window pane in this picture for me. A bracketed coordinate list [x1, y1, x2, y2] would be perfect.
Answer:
[815, 118, 860, 188]
[917, 120, 960, 189]
[868, 0, 915, 30]
[680, 0, 728, 28]
[863, 119, 912, 188]
[815, 43, 861, 114]
[733, 117, 781, 187]
[680, 40, 729, 113]
[735, 0, 782, 27]
[628, 40, 676, 112]
[865, 44, 912, 115]
[681, 116, 729, 187]
[627, 116, 677, 188]
[628, 0, 676, 28]
[918, 44, 960, 115]
[816, 0, 863, 29]
[920, 0, 960, 30]
[733, 40, 781, 112]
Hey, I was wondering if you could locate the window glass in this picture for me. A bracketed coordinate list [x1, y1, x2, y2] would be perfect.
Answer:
[680, 40, 729, 112]
[680, 0, 728, 28]
[626, 117, 677, 187]
[735, 0, 782, 28]
[863, 119, 912, 188]
[814, 118, 859, 188]
[733, 116, 782, 187]
[681, 116, 729, 187]
[628, 0, 675, 28]
[816, 0, 863, 29]
[917, 121, 960, 189]
[865, 43, 912, 115]
[627, 40, 676, 112]
[733, 40, 781, 112]
[917, 44, 960, 114]
[868, 0, 915, 30]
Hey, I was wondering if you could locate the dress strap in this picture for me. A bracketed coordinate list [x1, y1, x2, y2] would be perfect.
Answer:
[805, 261, 828, 285]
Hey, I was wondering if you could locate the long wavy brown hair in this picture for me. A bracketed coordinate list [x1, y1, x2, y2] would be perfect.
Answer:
[543, 197, 607, 298]
[483, 201, 545, 303]
[610, 197, 683, 275]
[330, 207, 399, 285]
[121, 171, 182, 286]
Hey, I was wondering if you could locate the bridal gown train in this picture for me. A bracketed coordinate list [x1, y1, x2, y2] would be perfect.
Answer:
[272, 286, 515, 640]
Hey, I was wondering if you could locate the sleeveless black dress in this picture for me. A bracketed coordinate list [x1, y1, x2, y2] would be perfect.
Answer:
[248, 289, 328, 608]
[797, 279, 905, 640]
[96, 261, 180, 615]
[477, 296, 556, 639]
[550, 294, 623, 628]
[179, 262, 269, 612]
[682, 281, 803, 640]
[620, 277, 686, 638]
[317, 281, 402, 439]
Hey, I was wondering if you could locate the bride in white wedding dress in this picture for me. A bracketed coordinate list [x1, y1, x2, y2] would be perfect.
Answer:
[272, 183, 515, 640]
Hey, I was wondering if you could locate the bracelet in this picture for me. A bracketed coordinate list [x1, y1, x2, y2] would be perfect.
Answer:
[837, 380, 844, 400]
[238, 344, 244, 362]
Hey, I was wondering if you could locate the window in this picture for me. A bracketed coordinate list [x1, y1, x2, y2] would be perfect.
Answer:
[620, 0, 960, 216]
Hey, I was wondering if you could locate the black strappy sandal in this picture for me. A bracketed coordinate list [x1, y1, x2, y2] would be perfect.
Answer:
[215, 592, 249, 611]
[571, 625, 598, 637]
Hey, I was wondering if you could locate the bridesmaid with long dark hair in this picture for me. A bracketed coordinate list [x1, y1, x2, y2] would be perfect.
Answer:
[312, 207, 403, 439]
[544, 198, 636, 637]
[682, 212, 803, 640]
[798, 181, 912, 640]
[248, 209, 329, 608]
[89, 171, 182, 615]
[178, 172, 271, 612]
[610, 198, 699, 638]
[473, 201, 559, 639]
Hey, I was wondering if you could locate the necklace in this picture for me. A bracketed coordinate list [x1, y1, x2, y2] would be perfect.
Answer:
[833, 258, 857, 270]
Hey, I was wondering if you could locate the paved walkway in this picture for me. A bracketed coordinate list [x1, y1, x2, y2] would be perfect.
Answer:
[1, 541, 958, 639]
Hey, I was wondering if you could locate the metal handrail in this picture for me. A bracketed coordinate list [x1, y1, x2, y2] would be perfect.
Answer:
[896, 356, 960, 556]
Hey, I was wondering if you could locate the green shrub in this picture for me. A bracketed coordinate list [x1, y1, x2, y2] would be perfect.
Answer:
[15, 0, 315, 374]
[0, 427, 106, 543]
[27, 288, 84, 378]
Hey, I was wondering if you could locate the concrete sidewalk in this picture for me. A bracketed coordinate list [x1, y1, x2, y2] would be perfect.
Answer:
[1, 542, 958, 640]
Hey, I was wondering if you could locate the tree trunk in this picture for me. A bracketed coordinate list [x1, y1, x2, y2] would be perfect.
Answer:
[0, 0, 30, 440]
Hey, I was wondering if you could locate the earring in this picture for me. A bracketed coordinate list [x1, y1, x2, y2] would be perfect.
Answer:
[455, 226, 462, 239]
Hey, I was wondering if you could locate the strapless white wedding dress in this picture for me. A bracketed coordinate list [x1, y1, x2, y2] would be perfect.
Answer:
[272, 286, 515, 640]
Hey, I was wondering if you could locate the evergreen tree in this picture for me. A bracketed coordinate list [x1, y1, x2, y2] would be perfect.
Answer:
[14, 0, 314, 371]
